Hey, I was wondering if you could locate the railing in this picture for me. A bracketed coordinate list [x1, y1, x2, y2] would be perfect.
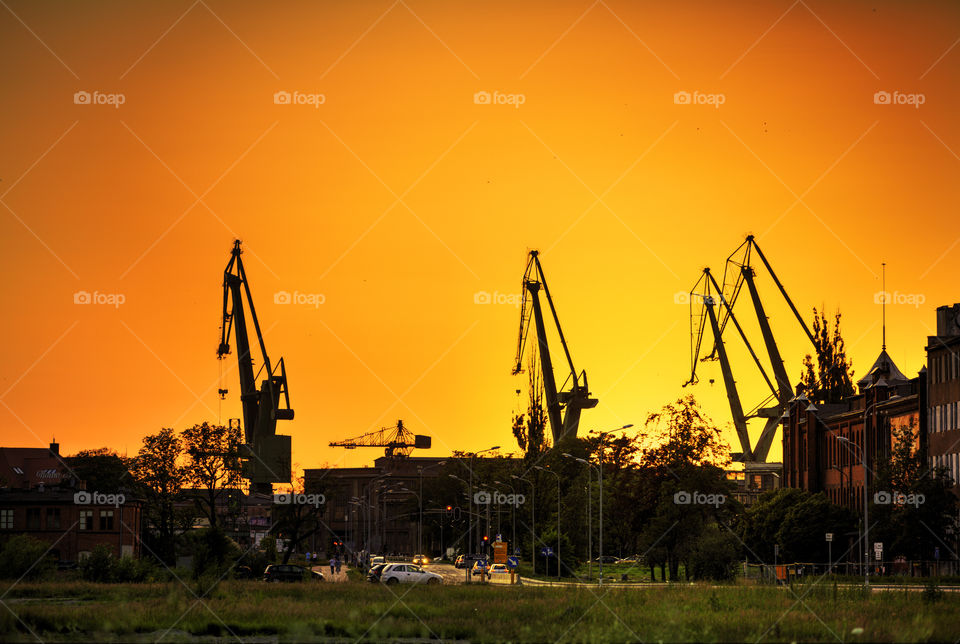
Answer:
[741, 560, 960, 583]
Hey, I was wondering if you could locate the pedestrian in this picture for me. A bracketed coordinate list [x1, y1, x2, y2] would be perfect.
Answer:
[329, 558, 335, 576]
[336, 558, 342, 574]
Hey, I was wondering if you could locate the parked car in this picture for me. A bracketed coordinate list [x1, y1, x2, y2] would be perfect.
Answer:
[594, 556, 619, 564]
[489, 563, 509, 575]
[412, 554, 429, 565]
[370, 556, 386, 566]
[263, 564, 323, 582]
[366, 563, 388, 583]
[380, 563, 442, 585]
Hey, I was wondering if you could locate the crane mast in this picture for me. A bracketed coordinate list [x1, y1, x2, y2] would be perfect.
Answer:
[513, 250, 597, 443]
[218, 240, 293, 494]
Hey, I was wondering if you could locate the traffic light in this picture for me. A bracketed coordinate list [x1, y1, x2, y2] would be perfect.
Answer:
[445, 505, 452, 512]
[482, 535, 489, 543]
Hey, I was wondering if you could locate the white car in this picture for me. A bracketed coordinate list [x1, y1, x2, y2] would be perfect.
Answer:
[380, 563, 442, 585]
[489, 563, 509, 574]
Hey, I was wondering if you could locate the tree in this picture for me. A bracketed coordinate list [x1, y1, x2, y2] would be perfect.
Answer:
[129, 427, 187, 565]
[798, 308, 855, 404]
[870, 421, 957, 560]
[274, 470, 328, 563]
[512, 346, 548, 457]
[181, 422, 243, 530]
[65, 448, 132, 492]
[0, 535, 53, 580]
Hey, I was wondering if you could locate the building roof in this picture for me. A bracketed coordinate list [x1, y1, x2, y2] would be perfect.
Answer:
[0, 445, 70, 489]
[857, 349, 909, 390]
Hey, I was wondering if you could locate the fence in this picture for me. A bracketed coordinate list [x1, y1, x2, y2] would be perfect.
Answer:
[742, 560, 959, 583]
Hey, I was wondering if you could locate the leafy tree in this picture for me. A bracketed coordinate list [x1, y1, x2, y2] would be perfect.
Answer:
[870, 421, 957, 560]
[798, 308, 855, 403]
[512, 346, 548, 457]
[65, 448, 132, 492]
[739, 488, 855, 563]
[0, 535, 53, 580]
[129, 427, 187, 565]
[274, 471, 328, 563]
[181, 422, 243, 530]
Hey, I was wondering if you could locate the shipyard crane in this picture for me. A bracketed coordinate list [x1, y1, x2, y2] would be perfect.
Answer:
[217, 240, 293, 494]
[685, 236, 815, 462]
[513, 250, 597, 444]
[329, 420, 431, 459]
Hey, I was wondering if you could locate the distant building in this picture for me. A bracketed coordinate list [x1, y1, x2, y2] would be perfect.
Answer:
[0, 442, 142, 561]
[926, 303, 960, 485]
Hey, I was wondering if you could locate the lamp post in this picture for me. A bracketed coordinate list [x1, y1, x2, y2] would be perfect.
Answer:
[495, 480, 518, 557]
[468, 447, 500, 555]
[594, 424, 633, 585]
[417, 461, 446, 556]
[564, 453, 602, 584]
[511, 474, 535, 575]
[837, 434, 869, 589]
[400, 488, 422, 556]
[534, 465, 561, 580]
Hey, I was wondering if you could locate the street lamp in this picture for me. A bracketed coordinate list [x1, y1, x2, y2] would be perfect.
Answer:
[417, 460, 446, 557]
[837, 435, 869, 589]
[399, 488, 422, 555]
[594, 424, 633, 585]
[495, 480, 518, 555]
[469, 447, 500, 555]
[534, 465, 561, 581]
[563, 452, 601, 584]
[511, 474, 535, 575]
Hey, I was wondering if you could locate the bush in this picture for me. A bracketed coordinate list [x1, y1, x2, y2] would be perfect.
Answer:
[688, 526, 740, 581]
[185, 528, 242, 579]
[0, 535, 54, 580]
[79, 544, 159, 582]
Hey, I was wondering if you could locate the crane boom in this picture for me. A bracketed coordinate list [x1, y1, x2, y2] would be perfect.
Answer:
[513, 250, 597, 443]
[329, 420, 431, 458]
[217, 240, 293, 493]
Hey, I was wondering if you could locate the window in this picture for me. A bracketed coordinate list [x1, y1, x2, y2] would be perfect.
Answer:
[0, 509, 12, 530]
[46, 508, 61, 530]
[79, 510, 93, 530]
[26, 508, 41, 530]
[99, 510, 114, 531]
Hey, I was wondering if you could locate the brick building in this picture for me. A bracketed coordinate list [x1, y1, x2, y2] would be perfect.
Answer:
[0, 442, 142, 562]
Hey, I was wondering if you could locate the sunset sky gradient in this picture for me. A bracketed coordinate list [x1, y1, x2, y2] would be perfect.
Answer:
[2, 0, 959, 471]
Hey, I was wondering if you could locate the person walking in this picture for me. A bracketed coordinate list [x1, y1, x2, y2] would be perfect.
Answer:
[335, 558, 342, 575]
[329, 557, 335, 576]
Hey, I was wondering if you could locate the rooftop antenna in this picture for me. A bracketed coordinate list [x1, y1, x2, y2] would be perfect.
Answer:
[881, 262, 886, 351]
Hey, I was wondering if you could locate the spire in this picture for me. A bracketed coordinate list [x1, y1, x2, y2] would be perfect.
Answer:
[881, 262, 886, 351]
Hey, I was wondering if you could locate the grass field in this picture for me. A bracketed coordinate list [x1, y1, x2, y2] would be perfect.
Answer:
[1, 578, 958, 642]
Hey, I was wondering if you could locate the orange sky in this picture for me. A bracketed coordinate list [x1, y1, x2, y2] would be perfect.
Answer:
[2, 0, 959, 472]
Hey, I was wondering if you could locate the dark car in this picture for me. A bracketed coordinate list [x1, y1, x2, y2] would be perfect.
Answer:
[366, 563, 388, 583]
[263, 564, 323, 582]
[594, 556, 619, 564]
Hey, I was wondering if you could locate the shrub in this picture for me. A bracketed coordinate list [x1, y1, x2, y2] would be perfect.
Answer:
[0, 535, 54, 580]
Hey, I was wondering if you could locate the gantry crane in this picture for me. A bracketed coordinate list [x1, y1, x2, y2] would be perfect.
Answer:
[513, 250, 597, 443]
[686, 236, 814, 462]
[329, 420, 431, 459]
[217, 240, 293, 493]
